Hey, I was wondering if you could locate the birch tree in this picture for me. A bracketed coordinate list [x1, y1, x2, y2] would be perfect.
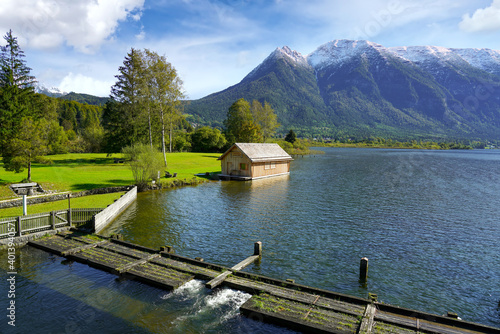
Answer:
[251, 100, 280, 141]
[143, 49, 184, 167]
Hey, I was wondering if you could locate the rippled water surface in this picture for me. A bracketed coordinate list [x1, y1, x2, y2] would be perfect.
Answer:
[2, 148, 500, 332]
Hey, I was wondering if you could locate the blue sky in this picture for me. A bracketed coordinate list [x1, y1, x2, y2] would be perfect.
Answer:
[2, 0, 500, 99]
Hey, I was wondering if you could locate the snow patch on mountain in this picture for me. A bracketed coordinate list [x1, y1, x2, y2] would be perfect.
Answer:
[306, 39, 500, 75]
[274, 46, 309, 67]
[307, 40, 386, 69]
[35, 83, 68, 97]
[243, 46, 309, 81]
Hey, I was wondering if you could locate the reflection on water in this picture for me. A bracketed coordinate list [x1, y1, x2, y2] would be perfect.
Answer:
[3, 148, 500, 332]
[103, 148, 500, 328]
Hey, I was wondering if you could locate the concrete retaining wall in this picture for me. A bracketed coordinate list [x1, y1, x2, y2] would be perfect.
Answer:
[93, 186, 137, 234]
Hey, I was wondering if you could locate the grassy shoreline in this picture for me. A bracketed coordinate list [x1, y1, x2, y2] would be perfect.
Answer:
[0, 152, 221, 216]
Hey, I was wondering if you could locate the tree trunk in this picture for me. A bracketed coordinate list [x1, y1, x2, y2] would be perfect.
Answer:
[27, 160, 31, 182]
[148, 108, 153, 148]
[160, 108, 167, 168]
[169, 120, 173, 153]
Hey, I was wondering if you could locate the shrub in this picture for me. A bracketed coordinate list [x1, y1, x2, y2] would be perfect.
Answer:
[122, 143, 163, 190]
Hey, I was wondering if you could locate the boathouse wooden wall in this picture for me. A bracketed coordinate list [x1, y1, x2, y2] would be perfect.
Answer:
[251, 161, 290, 179]
[220, 147, 252, 177]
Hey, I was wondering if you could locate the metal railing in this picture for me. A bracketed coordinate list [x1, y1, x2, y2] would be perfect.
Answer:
[0, 208, 102, 239]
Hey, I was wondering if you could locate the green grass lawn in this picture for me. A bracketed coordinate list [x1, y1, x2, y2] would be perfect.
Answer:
[0, 152, 221, 200]
[0, 192, 126, 218]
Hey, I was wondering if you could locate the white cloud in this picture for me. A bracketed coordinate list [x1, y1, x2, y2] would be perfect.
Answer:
[135, 26, 146, 41]
[0, 0, 145, 53]
[59, 72, 113, 96]
[459, 0, 500, 32]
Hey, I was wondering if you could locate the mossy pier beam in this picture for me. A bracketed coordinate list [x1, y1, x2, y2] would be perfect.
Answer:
[28, 232, 500, 334]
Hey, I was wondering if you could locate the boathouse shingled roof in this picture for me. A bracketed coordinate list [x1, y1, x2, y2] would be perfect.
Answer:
[219, 143, 293, 162]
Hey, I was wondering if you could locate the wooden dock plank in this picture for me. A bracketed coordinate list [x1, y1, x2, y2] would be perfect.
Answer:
[225, 275, 365, 317]
[98, 242, 153, 259]
[115, 254, 160, 273]
[205, 254, 261, 289]
[241, 293, 360, 334]
[126, 262, 194, 290]
[375, 311, 417, 330]
[206, 271, 232, 289]
[29, 235, 90, 255]
[68, 247, 138, 274]
[358, 304, 376, 334]
[374, 310, 496, 334]
[150, 256, 222, 280]
[61, 240, 109, 256]
[372, 321, 417, 334]
[231, 255, 260, 271]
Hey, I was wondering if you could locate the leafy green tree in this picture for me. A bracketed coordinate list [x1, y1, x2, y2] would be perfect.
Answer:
[0, 31, 59, 175]
[251, 100, 279, 141]
[106, 48, 148, 147]
[5, 117, 48, 182]
[82, 124, 104, 153]
[105, 48, 184, 158]
[285, 129, 296, 144]
[45, 119, 69, 154]
[191, 126, 227, 152]
[143, 49, 184, 165]
[173, 132, 191, 152]
[224, 98, 262, 144]
[0, 30, 36, 89]
[0, 30, 37, 160]
[122, 143, 163, 191]
[102, 99, 128, 153]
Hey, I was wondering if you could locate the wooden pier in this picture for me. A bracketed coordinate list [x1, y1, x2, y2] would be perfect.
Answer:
[28, 231, 500, 334]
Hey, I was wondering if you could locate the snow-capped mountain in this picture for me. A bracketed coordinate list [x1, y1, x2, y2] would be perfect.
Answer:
[35, 84, 67, 97]
[307, 39, 500, 74]
[186, 39, 500, 140]
[243, 46, 310, 82]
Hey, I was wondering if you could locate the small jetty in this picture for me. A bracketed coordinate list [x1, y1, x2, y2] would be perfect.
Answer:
[29, 231, 500, 334]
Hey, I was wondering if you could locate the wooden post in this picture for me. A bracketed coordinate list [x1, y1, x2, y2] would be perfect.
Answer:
[68, 194, 72, 227]
[160, 246, 174, 253]
[17, 216, 22, 237]
[51, 211, 56, 230]
[360, 257, 369, 282]
[254, 241, 262, 256]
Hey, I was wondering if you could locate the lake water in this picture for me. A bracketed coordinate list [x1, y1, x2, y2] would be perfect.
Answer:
[2, 147, 500, 333]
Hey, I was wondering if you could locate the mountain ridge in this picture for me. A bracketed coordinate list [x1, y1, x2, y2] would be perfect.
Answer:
[185, 39, 500, 140]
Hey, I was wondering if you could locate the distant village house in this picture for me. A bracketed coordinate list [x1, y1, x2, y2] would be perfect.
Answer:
[219, 143, 293, 180]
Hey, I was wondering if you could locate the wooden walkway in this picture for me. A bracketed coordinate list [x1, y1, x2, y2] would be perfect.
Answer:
[28, 231, 500, 334]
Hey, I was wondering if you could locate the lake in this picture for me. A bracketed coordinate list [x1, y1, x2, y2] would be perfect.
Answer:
[2, 147, 500, 333]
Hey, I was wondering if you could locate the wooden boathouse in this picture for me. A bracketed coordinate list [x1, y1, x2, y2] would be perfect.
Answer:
[218, 143, 293, 180]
